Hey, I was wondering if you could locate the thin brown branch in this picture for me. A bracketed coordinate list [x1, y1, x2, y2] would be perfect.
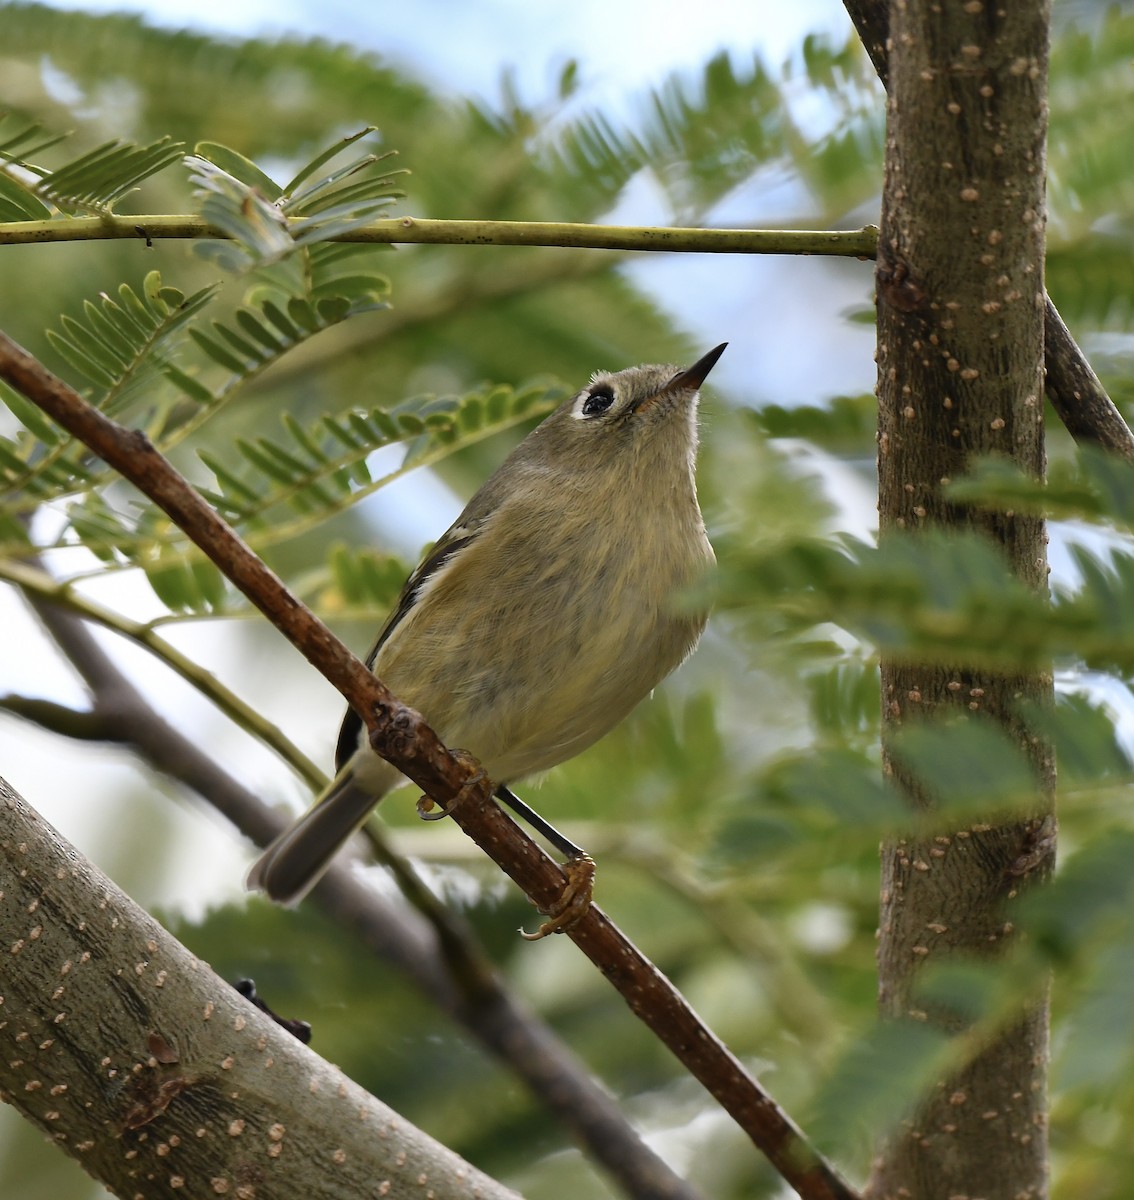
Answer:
[0, 695, 119, 740]
[842, 0, 1134, 466]
[0, 330, 858, 1200]
[20, 585, 703, 1200]
[1042, 297, 1134, 460]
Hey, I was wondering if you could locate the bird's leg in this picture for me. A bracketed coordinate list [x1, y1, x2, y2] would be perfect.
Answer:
[494, 784, 586, 858]
[495, 785, 595, 940]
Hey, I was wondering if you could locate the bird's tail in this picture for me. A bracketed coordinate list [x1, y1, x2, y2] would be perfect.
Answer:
[246, 769, 387, 904]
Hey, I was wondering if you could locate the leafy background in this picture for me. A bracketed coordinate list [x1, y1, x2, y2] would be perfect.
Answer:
[2, 1, 1134, 1197]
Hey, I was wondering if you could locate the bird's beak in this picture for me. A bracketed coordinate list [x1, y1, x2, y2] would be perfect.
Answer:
[665, 342, 728, 393]
[632, 343, 728, 415]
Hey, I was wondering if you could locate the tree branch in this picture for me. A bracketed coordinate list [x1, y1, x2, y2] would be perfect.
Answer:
[18, 582, 705, 1200]
[0, 556, 325, 790]
[0, 330, 858, 1200]
[0, 776, 521, 1200]
[842, 0, 1134, 465]
[0, 213, 879, 255]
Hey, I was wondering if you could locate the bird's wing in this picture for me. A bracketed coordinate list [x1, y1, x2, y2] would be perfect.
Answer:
[333, 516, 484, 770]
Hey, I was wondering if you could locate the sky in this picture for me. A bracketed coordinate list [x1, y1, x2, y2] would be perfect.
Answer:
[44, 0, 845, 105]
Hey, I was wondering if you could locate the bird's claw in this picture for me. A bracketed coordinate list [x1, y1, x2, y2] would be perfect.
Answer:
[417, 764, 489, 822]
[521, 854, 596, 940]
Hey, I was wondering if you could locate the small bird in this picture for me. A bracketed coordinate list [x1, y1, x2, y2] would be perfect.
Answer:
[247, 344, 725, 905]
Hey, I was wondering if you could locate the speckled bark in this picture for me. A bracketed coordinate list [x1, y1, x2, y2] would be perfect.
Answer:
[870, 1, 1054, 1198]
[0, 778, 518, 1200]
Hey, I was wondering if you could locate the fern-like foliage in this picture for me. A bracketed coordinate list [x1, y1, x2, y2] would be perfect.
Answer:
[39, 137, 187, 213]
[187, 128, 405, 268]
[0, 121, 186, 216]
[1, 274, 216, 509]
[0, 114, 65, 219]
[0, 123, 563, 623]
[546, 37, 883, 225]
[718, 458, 1134, 686]
[197, 381, 559, 533]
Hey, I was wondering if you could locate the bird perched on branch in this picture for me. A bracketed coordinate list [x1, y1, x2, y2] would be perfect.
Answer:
[248, 343, 725, 926]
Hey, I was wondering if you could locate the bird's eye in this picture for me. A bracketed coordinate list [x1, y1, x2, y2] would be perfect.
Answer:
[582, 385, 615, 417]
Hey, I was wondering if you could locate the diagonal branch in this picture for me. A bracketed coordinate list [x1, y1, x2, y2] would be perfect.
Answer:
[0, 330, 859, 1200]
[0, 775, 522, 1200]
[15, 582, 703, 1200]
[842, 0, 1134, 465]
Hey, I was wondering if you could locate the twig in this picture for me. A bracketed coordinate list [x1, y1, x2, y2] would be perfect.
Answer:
[842, 0, 1134, 465]
[0, 213, 880, 256]
[0, 556, 325, 789]
[16, 585, 703, 1200]
[1043, 297, 1134, 462]
[0, 329, 858, 1200]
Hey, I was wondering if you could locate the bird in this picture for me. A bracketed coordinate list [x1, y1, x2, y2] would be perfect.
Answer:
[247, 343, 725, 907]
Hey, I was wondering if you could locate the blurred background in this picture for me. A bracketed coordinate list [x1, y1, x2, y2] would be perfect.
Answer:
[2, 1, 1134, 1196]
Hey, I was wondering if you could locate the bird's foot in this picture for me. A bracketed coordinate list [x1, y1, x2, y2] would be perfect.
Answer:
[521, 853, 596, 941]
[417, 761, 488, 822]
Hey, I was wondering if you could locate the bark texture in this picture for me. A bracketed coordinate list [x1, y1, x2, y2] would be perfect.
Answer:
[871, 1, 1055, 1197]
[0, 778, 518, 1200]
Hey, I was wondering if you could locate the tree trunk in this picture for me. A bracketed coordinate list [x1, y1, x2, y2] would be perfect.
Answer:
[870, 1, 1055, 1197]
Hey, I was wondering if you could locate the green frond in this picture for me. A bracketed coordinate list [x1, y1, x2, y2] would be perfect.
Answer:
[0, 112, 69, 164]
[1049, 9, 1134, 240]
[0, 378, 63, 448]
[35, 136, 185, 213]
[142, 553, 228, 614]
[545, 37, 881, 223]
[757, 392, 877, 456]
[192, 140, 283, 200]
[63, 492, 136, 564]
[948, 448, 1134, 530]
[805, 657, 881, 744]
[198, 380, 562, 535]
[325, 543, 408, 612]
[187, 154, 294, 268]
[0, 274, 217, 505]
[0, 170, 52, 221]
[0, 113, 66, 219]
[187, 134, 406, 269]
[3, 229, 392, 520]
[1048, 233, 1134, 330]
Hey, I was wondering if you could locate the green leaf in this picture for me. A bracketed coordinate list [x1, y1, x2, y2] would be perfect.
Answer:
[0, 170, 52, 220]
[188, 327, 250, 373]
[282, 126, 378, 194]
[46, 327, 117, 387]
[811, 1019, 952, 1155]
[37, 136, 184, 210]
[0, 380, 62, 445]
[188, 155, 293, 264]
[144, 559, 198, 611]
[162, 363, 215, 406]
[1022, 832, 1134, 961]
[888, 718, 1039, 816]
[194, 141, 284, 199]
[234, 307, 286, 353]
[197, 450, 262, 505]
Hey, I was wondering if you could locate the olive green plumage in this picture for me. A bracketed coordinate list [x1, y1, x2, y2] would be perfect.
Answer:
[247, 345, 725, 902]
